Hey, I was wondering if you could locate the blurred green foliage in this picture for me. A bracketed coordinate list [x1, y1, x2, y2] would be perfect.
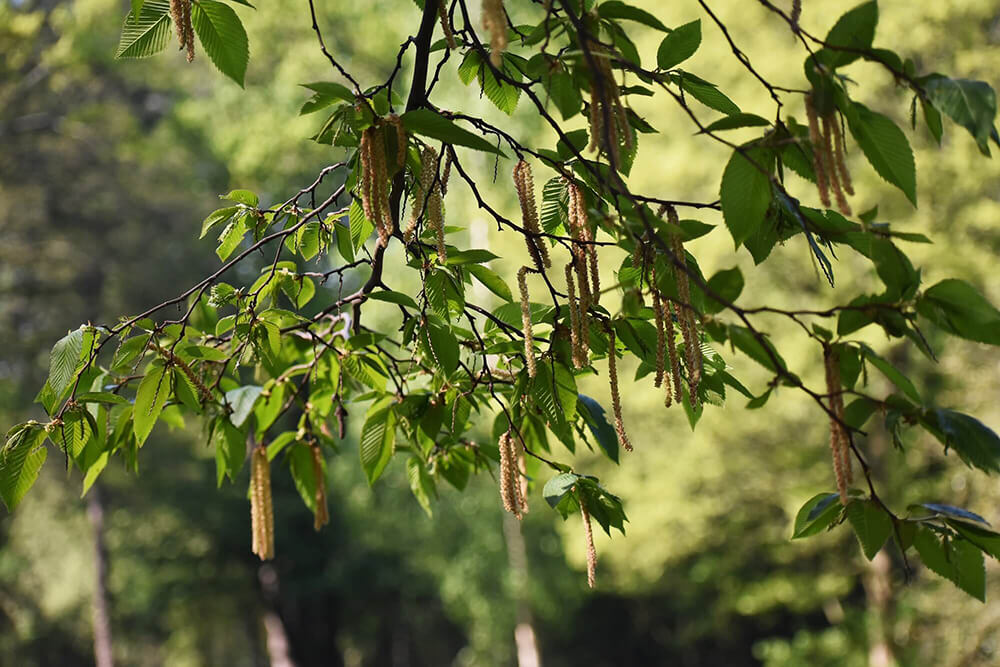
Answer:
[2, 0, 1000, 665]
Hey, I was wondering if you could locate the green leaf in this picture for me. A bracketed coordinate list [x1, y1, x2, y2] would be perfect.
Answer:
[947, 520, 1000, 561]
[702, 113, 771, 133]
[48, 326, 86, 397]
[544, 472, 580, 509]
[704, 267, 743, 314]
[479, 59, 521, 115]
[76, 392, 130, 406]
[860, 345, 922, 404]
[360, 399, 396, 485]
[913, 526, 986, 601]
[407, 457, 436, 518]
[920, 408, 1000, 474]
[0, 425, 47, 511]
[792, 492, 843, 539]
[445, 248, 500, 265]
[299, 81, 355, 115]
[467, 264, 513, 302]
[213, 419, 245, 486]
[846, 102, 917, 205]
[225, 385, 263, 428]
[720, 146, 772, 247]
[917, 279, 1000, 345]
[115, 0, 171, 59]
[597, 1, 669, 31]
[817, 1, 878, 69]
[423, 321, 460, 377]
[674, 71, 740, 115]
[221, 189, 258, 207]
[922, 75, 997, 155]
[548, 71, 583, 120]
[577, 395, 619, 464]
[133, 363, 169, 446]
[916, 503, 990, 526]
[216, 215, 248, 261]
[728, 326, 787, 374]
[200, 206, 241, 239]
[401, 108, 507, 156]
[656, 20, 701, 70]
[846, 499, 892, 560]
[191, 0, 249, 87]
[289, 442, 322, 512]
[368, 290, 419, 309]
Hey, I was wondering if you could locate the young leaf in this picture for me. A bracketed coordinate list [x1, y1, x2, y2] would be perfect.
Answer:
[133, 363, 169, 446]
[657, 20, 701, 70]
[360, 399, 396, 485]
[597, 1, 669, 32]
[467, 264, 513, 302]
[0, 425, 48, 511]
[920, 408, 1000, 474]
[48, 326, 86, 398]
[817, 1, 878, 69]
[191, 0, 249, 87]
[225, 385, 263, 427]
[115, 0, 171, 59]
[577, 395, 619, 464]
[407, 457, 436, 518]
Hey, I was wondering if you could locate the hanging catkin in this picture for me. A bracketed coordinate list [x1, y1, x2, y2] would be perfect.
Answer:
[665, 300, 682, 407]
[482, 0, 507, 67]
[569, 184, 601, 304]
[405, 146, 436, 243]
[513, 161, 550, 270]
[311, 444, 329, 530]
[824, 347, 850, 504]
[567, 183, 594, 320]
[606, 326, 633, 452]
[652, 270, 666, 389]
[498, 431, 527, 517]
[517, 267, 537, 378]
[250, 446, 274, 560]
[170, 0, 195, 62]
[387, 114, 407, 168]
[586, 43, 632, 167]
[565, 263, 586, 369]
[361, 126, 393, 245]
[804, 94, 831, 209]
[830, 116, 854, 196]
[580, 497, 598, 588]
[665, 206, 701, 406]
[437, 0, 457, 49]
[822, 115, 852, 216]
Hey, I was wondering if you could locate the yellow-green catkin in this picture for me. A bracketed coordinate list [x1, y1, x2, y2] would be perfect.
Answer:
[251, 446, 274, 560]
[517, 267, 536, 378]
[580, 498, 597, 588]
[498, 431, 527, 518]
[482, 0, 507, 67]
[565, 263, 585, 369]
[311, 444, 329, 530]
[805, 94, 831, 209]
[438, 0, 457, 49]
[606, 327, 633, 452]
[824, 348, 850, 504]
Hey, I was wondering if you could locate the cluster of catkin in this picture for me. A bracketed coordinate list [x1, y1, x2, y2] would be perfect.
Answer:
[805, 94, 853, 216]
[360, 125, 395, 246]
[513, 161, 550, 271]
[647, 206, 702, 408]
[482, 0, 507, 67]
[250, 446, 274, 560]
[824, 347, 852, 504]
[406, 146, 448, 262]
[169, 0, 195, 63]
[498, 430, 529, 518]
[587, 44, 632, 167]
[565, 183, 600, 369]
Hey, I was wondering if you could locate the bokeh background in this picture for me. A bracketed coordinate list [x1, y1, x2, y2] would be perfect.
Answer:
[3, 0, 1000, 665]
